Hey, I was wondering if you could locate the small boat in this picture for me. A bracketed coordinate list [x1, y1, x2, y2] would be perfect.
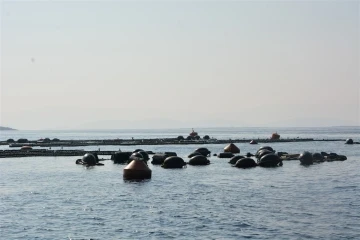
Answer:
[189, 128, 198, 137]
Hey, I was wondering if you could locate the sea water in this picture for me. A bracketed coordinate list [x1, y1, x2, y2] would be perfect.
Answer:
[0, 127, 359, 239]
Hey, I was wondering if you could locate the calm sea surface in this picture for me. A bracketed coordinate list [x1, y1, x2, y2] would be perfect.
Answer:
[1, 127, 360, 239]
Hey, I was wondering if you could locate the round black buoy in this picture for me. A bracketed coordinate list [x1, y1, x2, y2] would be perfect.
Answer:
[195, 148, 211, 156]
[258, 146, 274, 152]
[123, 159, 152, 180]
[188, 151, 203, 158]
[224, 143, 240, 154]
[188, 155, 210, 166]
[234, 158, 257, 168]
[312, 153, 324, 162]
[258, 153, 282, 167]
[345, 139, 353, 144]
[112, 151, 132, 164]
[228, 155, 245, 164]
[162, 156, 186, 169]
[151, 154, 168, 165]
[138, 151, 149, 161]
[299, 151, 313, 165]
[82, 153, 97, 166]
[256, 149, 273, 159]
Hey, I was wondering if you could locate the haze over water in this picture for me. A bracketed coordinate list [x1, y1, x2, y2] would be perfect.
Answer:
[1, 1, 359, 130]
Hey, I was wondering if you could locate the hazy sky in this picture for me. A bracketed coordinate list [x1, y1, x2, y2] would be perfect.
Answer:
[0, 1, 359, 130]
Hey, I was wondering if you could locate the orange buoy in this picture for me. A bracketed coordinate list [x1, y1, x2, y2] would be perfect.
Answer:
[271, 132, 280, 140]
[123, 159, 152, 180]
[224, 143, 240, 154]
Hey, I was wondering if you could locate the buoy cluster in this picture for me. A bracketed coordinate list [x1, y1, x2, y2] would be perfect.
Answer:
[76, 141, 349, 179]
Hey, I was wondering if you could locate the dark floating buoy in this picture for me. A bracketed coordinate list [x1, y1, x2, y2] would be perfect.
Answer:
[218, 152, 235, 158]
[234, 158, 257, 168]
[138, 151, 149, 161]
[162, 156, 186, 169]
[250, 140, 258, 144]
[213, 153, 217, 156]
[195, 147, 211, 156]
[224, 143, 240, 154]
[312, 153, 324, 162]
[128, 152, 148, 164]
[133, 149, 144, 153]
[299, 151, 313, 165]
[258, 153, 282, 167]
[76, 153, 104, 166]
[123, 158, 152, 180]
[112, 151, 132, 164]
[151, 154, 168, 165]
[345, 139, 353, 144]
[258, 146, 274, 152]
[164, 152, 177, 157]
[256, 149, 273, 159]
[188, 155, 210, 166]
[203, 135, 210, 140]
[229, 155, 245, 164]
[188, 151, 202, 158]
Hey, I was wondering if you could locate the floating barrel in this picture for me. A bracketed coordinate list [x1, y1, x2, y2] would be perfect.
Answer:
[164, 152, 177, 157]
[123, 159, 152, 180]
[312, 153, 324, 162]
[188, 151, 202, 158]
[112, 151, 132, 164]
[258, 153, 282, 167]
[188, 155, 210, 166]
[162, 156, 186, 169]
[299, 151, 313, 165]
[195, 148, 211, 156]
[229, 155, 245, 164]
[224, 143, 240, 154]
[218, 152, 234, 158]
[250, 140, 258, 144]
[234, 158, 257, 168]
[151, 154, 168, 165]
[345, 139, 353, 144]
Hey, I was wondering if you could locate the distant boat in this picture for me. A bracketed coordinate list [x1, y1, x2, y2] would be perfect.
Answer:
[189, 128, 198, 137]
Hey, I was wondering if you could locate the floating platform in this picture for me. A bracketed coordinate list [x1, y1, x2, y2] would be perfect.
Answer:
[0, 137, 345, 148]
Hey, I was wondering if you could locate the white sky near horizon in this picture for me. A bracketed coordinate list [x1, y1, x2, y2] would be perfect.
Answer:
[0, 0, 359, 130]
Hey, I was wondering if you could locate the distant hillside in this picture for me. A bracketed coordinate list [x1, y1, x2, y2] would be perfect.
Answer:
[0, 126, 17, 131]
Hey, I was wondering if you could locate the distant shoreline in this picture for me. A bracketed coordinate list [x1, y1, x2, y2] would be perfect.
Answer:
[0, 126, 17, 131]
